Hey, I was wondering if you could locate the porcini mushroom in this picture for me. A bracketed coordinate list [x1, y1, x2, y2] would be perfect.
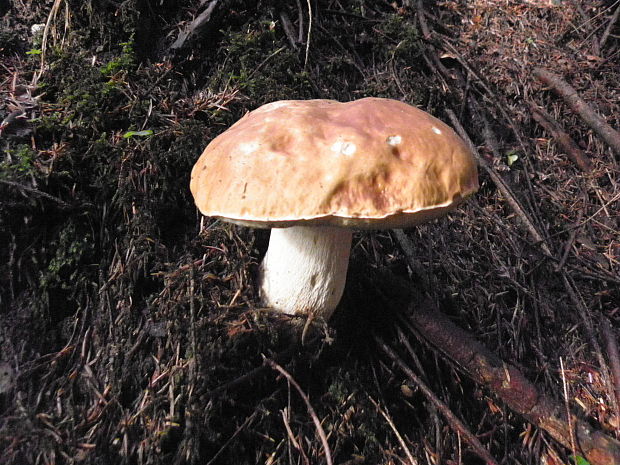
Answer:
[190, 98, 478, 320]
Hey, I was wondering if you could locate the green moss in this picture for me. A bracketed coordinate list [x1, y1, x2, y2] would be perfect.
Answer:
[211, 21, 314, 105]
[100, 39, 136, 77]
[39, 222, 94, 292]
[0, 145, 38, 179]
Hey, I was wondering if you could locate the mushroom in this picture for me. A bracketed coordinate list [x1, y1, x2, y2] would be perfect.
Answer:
[190, 98, 478, 320]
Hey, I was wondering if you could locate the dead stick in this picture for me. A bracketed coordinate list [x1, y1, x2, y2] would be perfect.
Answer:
[376, 336, 500, 465]
[446, 110, 553, 257]
[0, 179, 70, 207]
[415, 0, 431, 39]
[279, 11, 299, 49]
[528, 102, 593, 172]
[170, 0, 220, 51]
[532, 68, 620, 156]
[368, 396, 420, 465]
[265, 358, 333, 465]
[601, 317, 620, 432]
[599, 3, 620, 50]
[561, 273, 617, 426]
[406, 303, 620, 465]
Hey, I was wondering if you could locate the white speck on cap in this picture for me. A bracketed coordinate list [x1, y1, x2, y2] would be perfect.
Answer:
[239, 141, 259, 154]
[331, 140, 356, 156]
[432, 126, 442, 135]
[386, 135, 402, 146]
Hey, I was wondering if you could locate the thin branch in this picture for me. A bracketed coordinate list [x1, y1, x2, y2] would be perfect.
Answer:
[303, 0, 312, 70]
[188, 266, 198, 399]
[265, 358, 333, 465]
[528, 102, 593, 172]
[599, 2, 620, 50]
[601, 317, 620, 434]
[0, 179, 70, 207]
[201, 342, 298, 398]
[280, 11, 299, 49]
[206, 412, 258, 465]
[560, 357, 578, 459]
[36, 0, 64, 82]
[446, 110, 553, 257]
[169, 0, 220, 51]
[376, 336, 499, 465]
[533, 67, 620, 157]
[561, 273, 613, 415]
[392, 229, 432, 289]
[415, 0, 431, 39]
[281, 408, 309, 463]
[296, 0, 304, 43]
[368, 396, 420, 465]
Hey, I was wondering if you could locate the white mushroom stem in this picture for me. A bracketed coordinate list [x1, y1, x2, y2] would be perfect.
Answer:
[259, 226, 353, 319]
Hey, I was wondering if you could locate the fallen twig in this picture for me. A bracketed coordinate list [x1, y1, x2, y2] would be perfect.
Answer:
[528, 102, 593, 172]
[446, 110, 553, 257]
[368, 396, 420, 465]
[200, 342, 299, 398]
[303, 0, 312, 70]
[0, 178, 70, 207]
[169, 0, 220, 52]
[265, 358, 333, 465]
[404, 301, 620, 465]
[601, 317, 620, 432]
[206, 411, 258, 465]
[415, 0, 431, 39]
[561, 273, 615, 421]
[376, 336, 500, 465]
[279, 11, 299, 50]
[556, 206, 584, 271]
[533, 67, 620, 157]
[560, 357, 578, 459]
[599, 2, 620, 50]
[36, 0, 64, 82]
[392, 229, 433, 289]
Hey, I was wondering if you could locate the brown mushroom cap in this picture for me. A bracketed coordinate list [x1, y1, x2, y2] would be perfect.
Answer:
[190, 97, 478, 229]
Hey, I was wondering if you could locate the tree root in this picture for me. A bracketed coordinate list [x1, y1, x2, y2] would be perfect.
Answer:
[403, 302, 620, 465]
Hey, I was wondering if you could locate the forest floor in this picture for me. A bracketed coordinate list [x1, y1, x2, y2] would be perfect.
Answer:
[1, 1, 619, 464]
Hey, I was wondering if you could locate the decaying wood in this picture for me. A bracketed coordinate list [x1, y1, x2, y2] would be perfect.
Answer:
[528, 102, 593, 172]
[404, 302, 620, 465]
[533, 67, 620, 157]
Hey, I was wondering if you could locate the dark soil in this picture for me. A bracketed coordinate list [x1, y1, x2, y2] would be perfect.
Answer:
[1, 1, 619, 464]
